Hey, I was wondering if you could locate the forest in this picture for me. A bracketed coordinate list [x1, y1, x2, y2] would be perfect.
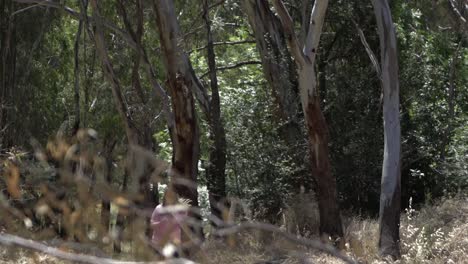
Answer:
[0, 0, 467, 263]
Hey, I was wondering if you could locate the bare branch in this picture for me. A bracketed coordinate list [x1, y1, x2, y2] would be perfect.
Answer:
[11, 3, 42, 16]
[448, 0, 467, 24]
[0, 233, 196, 264]
[213, 222, 358, 264]
[90, 0, 138, 145]
[189, 40, 256, 53]
[199, 60, 262, 78]
[271, 0, 306, 66]
[352, 19, 382, 80]
[13, 0, 175, 131]
[14, 0, 136, 48]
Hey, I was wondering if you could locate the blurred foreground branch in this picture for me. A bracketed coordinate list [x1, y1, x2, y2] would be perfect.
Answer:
[214, 222, 358, 264]
[0, 233, 196, 264]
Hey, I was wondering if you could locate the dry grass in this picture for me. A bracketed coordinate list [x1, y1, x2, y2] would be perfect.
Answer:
[1, 196, 467, 264]
[196, 196, 468, 264]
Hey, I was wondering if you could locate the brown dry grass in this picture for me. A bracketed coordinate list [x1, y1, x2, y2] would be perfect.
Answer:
[195, 196, 468, 264]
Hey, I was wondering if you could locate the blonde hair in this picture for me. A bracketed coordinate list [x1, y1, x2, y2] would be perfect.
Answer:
[162, 187, 178, 206]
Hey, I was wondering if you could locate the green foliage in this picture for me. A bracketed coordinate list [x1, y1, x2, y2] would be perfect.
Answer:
[1, 0, 466, 224]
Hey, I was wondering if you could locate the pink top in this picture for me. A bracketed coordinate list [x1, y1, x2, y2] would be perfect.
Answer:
[150, 204, 188, 246]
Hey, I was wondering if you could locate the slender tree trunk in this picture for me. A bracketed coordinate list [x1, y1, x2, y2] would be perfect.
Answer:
[0, 0, 15, 147]
[242, 0, 299, 124]
[243, 0, 309, 200]
[72, 14, 83, 135]
[91, 0, 159, 251]
[202, 0, 228, 226]
[372, 0, 402, 259]
[90, 0, 139, 145]
[100, 138, 116, 237]
[116, 0, 158, 212]
[439, 41, 461, 161]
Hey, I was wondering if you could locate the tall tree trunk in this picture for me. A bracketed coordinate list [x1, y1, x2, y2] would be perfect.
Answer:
[243, 0, 309, 200]
[439, 41, 461, 161]
[242, 0, 299, 125]
[90, 0, 139, 146]
[100, 137, 116, 238]
[272, 0, 343, 241]
[372, 0, 402, 259]
[90, 0, 159, 251]
[152, 0, 201, 222]
[72, 13, 83, 135]
[0, 0, 16, 148]
[116, 0, 158, 212]
[202, 0, 228, 226]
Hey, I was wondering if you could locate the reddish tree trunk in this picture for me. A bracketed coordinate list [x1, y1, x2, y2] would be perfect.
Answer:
[305, 96, 342, 238]
[152, 0, 200, 208]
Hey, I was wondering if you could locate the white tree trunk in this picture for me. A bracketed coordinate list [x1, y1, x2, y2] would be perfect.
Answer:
[373, 0, 402, 259]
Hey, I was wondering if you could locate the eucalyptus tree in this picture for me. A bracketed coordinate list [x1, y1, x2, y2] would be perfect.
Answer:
[266, 0, 343, 240]
[372, 0, 402, 259]
[152, 0, 203, 216]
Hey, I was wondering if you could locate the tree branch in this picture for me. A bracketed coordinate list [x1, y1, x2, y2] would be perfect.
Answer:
[0, 233, 195, 264]
[14, 0, 175, 132]
[352, 19, 382, 80]
[213, 222, 358, 264]
[448, 0, 467, 24]
[199, 60, 261, 78]
[189, 40, 256, 53]
[271, 0, 306, 66]
[303, 0, 329, 63]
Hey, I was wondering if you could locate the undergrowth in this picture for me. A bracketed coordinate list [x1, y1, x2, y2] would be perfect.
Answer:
[1, 192, 467, 263]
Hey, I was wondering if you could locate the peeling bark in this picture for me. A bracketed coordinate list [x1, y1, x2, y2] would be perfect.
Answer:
[152, 0, 200, 210]
[271, 0, 343, 241]
[243, 0, 299, 123]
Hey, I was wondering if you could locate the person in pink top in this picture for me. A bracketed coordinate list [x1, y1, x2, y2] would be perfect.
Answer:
[151, 189, 188, 249]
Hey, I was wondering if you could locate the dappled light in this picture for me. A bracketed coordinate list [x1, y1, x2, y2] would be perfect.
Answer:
[0, 0, 467, 263]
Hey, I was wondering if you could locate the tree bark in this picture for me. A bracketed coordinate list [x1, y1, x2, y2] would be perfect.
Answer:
[439, 41, 461, 161]
[72, 12, 83, 135]
[202, 0, 228, 225]
[372, 0, 402, 259]
[243, 0, 309, 200]
[242, 0, 299, 124]
[90, 0, 139, 146]
[90, 0, 160, 250]
[0, 0, 16, 148]
[152, 0, 200, 209]
[116, 0, 159, 211]
[271, 0, 343, 241]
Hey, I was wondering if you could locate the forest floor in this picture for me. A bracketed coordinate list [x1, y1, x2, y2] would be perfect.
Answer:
[197, 195, 468, 264]
[0, 196, 467, 264]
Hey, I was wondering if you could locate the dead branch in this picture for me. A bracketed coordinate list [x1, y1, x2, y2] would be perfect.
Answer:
[213, 221, 358, 264]
[0, 233, 196, 264]
[352, 19, 382, 80]
[200, 60, 262, 78]
[189, 40, 256, 53]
